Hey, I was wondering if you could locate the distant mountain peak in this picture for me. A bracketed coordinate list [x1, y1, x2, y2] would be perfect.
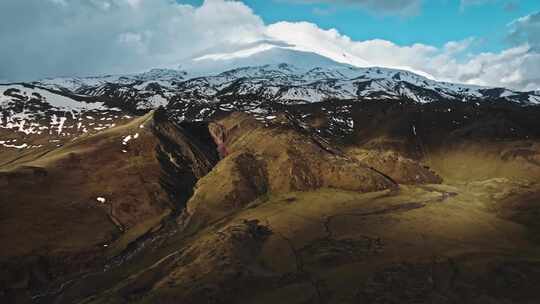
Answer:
[179, 42, 353, 77]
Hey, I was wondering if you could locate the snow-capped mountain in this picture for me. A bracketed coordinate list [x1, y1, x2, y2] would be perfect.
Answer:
[2, 43, 540, 151]
[172, 63, 540, 104]
[179, 41, 357, 77]
[38, 68, 187, 92]
[25, 42, 540, 108]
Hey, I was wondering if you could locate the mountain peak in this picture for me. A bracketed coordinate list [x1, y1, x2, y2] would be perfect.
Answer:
[179, 41, 357, 77]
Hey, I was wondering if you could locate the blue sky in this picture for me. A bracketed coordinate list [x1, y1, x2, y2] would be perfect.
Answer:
[180, 0, 539, 53]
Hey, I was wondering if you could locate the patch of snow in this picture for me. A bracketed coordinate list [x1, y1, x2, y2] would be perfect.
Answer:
[0, 140, 28, 149]
[0, 84, 106, 111]
[50, 115, 67, 135]
[147, 94, 169, 108]
[122, 135, 132, 145]
[500, 90, 514, 97]
[528, 95, 540, 105]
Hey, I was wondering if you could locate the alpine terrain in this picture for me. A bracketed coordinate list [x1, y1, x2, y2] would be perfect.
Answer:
[2, 43, 540, 304]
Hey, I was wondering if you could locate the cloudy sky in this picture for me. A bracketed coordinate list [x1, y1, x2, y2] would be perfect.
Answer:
[1, 0, 539, 91]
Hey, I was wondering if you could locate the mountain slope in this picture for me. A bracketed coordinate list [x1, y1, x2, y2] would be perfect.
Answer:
[0, 110, 221, 302]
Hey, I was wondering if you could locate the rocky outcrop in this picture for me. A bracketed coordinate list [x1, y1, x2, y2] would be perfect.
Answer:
[183, 112, 396, 230]
[347, 149, 442, 185]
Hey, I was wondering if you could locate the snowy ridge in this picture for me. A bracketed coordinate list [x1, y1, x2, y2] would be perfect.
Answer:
[0, 84, 130, 150]
[0, 84, 107, 111]
[169, 63, 539, 105]
[42, 65, 540, 107]
[22, 44, 540, 107]
[2, 46, 540, 150]
[37, 68, 186, 93]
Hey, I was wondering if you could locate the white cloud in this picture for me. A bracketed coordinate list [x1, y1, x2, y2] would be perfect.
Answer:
[266, 22, 371, 67]
[0, 0, 265, 80]
[508, 11, 540, 50]
[443, 38, 475, 54]
[265, 21, 540, 91]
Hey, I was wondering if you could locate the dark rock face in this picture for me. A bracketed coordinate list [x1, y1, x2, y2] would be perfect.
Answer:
[153, 108, 219, 212]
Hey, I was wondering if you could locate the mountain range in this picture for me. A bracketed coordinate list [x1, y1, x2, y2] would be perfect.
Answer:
[2, 42, 540, 304]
